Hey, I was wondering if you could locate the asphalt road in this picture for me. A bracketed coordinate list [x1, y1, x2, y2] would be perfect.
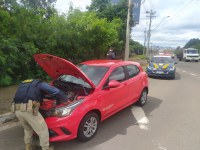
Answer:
[0, 60, 200, 150]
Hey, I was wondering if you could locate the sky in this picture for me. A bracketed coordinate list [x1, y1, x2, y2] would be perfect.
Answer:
[55, 0, 200, 48]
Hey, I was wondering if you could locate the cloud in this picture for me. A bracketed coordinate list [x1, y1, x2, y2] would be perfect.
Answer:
[133, 0, 200, 47]
[55, 0, 200, 48]
[55, 0, 91, 13]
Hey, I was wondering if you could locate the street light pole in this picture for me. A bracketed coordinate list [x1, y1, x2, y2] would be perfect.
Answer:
[124, 0, 132, 61]
[152, 16, 170, 31]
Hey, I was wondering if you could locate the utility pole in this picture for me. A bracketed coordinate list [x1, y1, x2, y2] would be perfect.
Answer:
[124, 0, 132, 61]
[143, 28, 147, 55]
[146, 10, 156, 58]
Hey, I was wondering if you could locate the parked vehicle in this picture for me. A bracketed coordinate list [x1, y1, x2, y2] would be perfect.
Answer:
[176, 49, 183, 61]
[178, 48, 199, 62]
[146, 55, 176, 79]
[33, 54, 149, 142]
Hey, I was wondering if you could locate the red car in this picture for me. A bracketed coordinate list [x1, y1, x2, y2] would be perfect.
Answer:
[33, 54, 149, 142]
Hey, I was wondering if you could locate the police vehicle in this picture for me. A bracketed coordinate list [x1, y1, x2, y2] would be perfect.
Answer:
[146, 55, 176, 79]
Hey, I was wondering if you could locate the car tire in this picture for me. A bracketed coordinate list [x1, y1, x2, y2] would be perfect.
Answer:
[136, 89, 148, 106]
[78, 112, 99, 142]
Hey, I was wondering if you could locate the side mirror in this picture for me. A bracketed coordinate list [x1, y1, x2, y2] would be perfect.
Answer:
[108, 80, 120, 88]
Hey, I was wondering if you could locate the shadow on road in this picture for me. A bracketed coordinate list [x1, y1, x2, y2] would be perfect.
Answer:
[52, 96, 163, 150]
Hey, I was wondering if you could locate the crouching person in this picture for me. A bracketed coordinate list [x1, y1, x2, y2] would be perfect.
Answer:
[12, 79, 68, 150]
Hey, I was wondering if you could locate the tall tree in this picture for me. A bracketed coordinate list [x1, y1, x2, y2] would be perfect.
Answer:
[87, 0, 133, 54]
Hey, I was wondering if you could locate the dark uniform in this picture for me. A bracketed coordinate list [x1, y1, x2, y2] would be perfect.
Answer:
[13, 79, 67, 150]
[107, 49, 116, 60]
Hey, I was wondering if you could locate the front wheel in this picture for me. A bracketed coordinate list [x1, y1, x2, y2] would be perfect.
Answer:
[78, 112, 99, 142]
[136, 89, 148, 106]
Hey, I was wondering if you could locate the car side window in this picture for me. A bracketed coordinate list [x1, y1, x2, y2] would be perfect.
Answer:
[109, 67, 125, 82]
[126, 65, 140, 79]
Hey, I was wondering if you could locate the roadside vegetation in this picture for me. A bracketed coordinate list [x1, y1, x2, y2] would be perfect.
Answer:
[0, 0, 145, 86]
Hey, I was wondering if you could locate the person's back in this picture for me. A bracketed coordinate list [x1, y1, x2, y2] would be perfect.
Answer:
[13, 79, 68, 150]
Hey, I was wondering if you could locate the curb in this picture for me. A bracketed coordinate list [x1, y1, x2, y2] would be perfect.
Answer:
[0, 112, 16, 124]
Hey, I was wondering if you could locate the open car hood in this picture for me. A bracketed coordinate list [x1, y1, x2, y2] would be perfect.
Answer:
[33, 54, 95, 89]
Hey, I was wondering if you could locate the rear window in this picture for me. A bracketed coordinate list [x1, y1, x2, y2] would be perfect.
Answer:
[126, 65, 140, 79]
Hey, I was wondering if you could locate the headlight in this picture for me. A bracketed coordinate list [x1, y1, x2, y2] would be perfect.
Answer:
[49, 99, 83, 117]
[169, 67, 175, 71]
[147, 66, 154, 70]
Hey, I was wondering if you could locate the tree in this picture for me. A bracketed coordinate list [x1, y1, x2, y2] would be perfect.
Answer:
[184, 38, 200, 49]
[50, 9, 122, 62]
[0, 1, 123, 86]
[19, 0, 57, 9]
[87, 0, 132, 52]
[130, 39, 144, 55]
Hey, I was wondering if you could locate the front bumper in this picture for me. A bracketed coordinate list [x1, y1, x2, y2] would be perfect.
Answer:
[40, 106, 86, 142]
[146, 69, 175, 78]
[186, 57, 199, 61]
[45, 116, 78, 142]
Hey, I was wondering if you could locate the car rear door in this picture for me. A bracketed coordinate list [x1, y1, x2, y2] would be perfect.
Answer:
[125, 65, 142, 104]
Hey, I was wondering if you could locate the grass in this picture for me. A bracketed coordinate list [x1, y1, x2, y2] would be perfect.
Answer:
[129, 55, 148, 71]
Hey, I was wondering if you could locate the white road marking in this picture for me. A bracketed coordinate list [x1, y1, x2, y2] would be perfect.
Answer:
[158, 143, 167, 150]
[131, 106, 150, 130]
[182, 70, 186, 73]
[158, 146, 167, 150]
[190, 73, 196, 76]
[176, 68, 180, 71]
[0, 122, 20, 132]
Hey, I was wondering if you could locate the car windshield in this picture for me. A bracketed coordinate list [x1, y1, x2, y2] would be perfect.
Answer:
[151, 57, 173, 63]
[78, 64, 109, 86]
[187, 50, 198, 54]
[59, 75, 91, 88]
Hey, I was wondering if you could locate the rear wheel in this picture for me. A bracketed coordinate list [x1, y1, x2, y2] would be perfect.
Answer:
[136, 89, 148, 106]
[78, 112, 99, 142]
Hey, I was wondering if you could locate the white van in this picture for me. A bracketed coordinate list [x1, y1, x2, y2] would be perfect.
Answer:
[183, 48, 199, 62]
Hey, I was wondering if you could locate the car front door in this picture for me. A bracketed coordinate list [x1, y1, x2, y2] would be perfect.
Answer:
[98, 66, 130, 118]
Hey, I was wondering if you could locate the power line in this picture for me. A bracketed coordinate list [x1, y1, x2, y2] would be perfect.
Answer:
[172, 0, 196, 19]
[153, 0, 197, 33]
[159, 0, 197, 30]
[167, 0, 189, 16]
[148, 0, 155, 11]
[142, 1, 147, 12]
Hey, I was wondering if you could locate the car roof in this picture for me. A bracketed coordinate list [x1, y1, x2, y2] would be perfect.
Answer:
[153, 55, 172, 58]
[81, 59, 140, 67]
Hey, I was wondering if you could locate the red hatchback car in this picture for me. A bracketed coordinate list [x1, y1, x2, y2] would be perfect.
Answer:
[33, 54, 149, 142]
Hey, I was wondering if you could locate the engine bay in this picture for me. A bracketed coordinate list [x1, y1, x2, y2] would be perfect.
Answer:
[40, 78, 93, 111]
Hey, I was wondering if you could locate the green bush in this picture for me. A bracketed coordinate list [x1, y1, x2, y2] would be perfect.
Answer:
[0, 75, 12, 86]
